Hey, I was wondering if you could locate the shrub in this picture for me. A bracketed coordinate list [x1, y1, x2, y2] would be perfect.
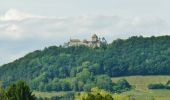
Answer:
[148, 83, 166, 89]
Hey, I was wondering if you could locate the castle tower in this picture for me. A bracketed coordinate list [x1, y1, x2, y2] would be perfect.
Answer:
[92, 34, 98, 42]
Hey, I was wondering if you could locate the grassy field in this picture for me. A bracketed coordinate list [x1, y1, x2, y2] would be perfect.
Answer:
[112, 75, 170, 91]
[34, 91, 66, 98]
[112, 76, 170, 100]
[34, 76, 170, 100]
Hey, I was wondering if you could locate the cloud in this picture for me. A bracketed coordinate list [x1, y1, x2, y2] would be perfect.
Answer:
[0, 24, 23, 40]
[0, 8, 46, 21]
[0, 9, 169, 40]
[0, 8, 170, 65]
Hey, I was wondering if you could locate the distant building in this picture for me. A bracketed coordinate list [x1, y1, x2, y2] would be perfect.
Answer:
[64, 34, 107, 48]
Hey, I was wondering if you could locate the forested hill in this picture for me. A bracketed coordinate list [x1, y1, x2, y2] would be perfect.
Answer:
[1, 35, 170, 91]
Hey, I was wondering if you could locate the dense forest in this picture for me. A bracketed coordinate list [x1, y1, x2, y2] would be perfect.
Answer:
[1, 35, 170, 92]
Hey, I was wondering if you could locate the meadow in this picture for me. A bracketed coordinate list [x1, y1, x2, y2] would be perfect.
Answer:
[34, 91, 66, 98]
[112, 75, 170, 91]
[112, 76, 170, 100]
[34, 76, 170, 100]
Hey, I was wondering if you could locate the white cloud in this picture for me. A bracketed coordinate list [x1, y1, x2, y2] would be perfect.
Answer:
[6, 24, 19, 32]
[0, 9, 169, 40]
[0, 24, 23, 40]
[6, 24, 23, 39]
[0, 8, 46, 21]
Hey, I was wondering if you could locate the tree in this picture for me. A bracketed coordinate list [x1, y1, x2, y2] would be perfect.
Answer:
[0, 87, 7, 100]
[75, 87, 113, 100]
[6, 80, 35, 100]
[116, 79, 131, 89]
[60, 80, 71, 91]
[95, 75, 113, 91]
[113, 79, 131, 92]
[76, 68, 91, 83]
[83, 82, 96, 92]
[70, 68, 76, 77]
[148, 83, 167, 89]
[71, 79, 79, 91]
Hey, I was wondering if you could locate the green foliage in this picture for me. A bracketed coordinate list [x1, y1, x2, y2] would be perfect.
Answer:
[76, 68, 91, 83]
[2, 36, 170, 92]
[148, 80, 170, 90]
[0, 87, 7, 100]
[95, 75, 113, 91]
[0, 81, 35, 100]
[75, 87, 114, 100]
[6, 81, 35, 100]
[83, 82, 96, 92]
[148, 83, 166, 89]
[166, 80, 170, 85]
[113, 79, 131, 93]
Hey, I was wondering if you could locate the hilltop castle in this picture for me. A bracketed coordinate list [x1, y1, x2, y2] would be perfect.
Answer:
[64, 34, 107, 48]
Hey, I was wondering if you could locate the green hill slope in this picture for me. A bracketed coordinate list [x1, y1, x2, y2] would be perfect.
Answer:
[1, 35, 170, 91]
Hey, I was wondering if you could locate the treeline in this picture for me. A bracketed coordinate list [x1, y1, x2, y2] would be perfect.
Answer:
[30, 62, 132, 92]
[1, 36, 170, 91]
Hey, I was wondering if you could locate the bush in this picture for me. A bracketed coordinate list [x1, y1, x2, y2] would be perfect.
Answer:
[148, 83, 166, 89]
[75, 87, 113, 100]
[113, 79, 132, 93]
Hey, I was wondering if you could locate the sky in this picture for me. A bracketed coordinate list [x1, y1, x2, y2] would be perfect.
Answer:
[1, 0, 170, 65]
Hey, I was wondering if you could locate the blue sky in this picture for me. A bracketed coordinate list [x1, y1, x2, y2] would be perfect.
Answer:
[1, 0, 170, 65]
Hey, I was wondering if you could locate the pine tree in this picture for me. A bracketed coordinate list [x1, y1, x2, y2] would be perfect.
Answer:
[6, 81, 35, 100]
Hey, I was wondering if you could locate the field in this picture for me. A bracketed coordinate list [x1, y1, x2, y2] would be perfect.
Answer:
[112, 75, 170, 91]
[34, 76, 170, 100]
[34, 91, 66, 98]
[112, 75, 170, 100]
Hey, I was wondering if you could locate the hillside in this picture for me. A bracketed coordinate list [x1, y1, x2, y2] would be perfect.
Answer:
[1, 35, 170, 92]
